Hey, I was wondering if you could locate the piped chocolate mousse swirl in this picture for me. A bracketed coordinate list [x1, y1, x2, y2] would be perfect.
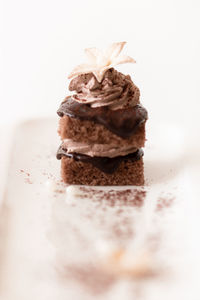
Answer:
[57, 146, 144, 174]
[69, 68, 140, 110]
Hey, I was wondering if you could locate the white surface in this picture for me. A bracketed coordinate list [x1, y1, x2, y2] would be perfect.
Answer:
[1, 117, 200, 299]
[0, 125, 15, 205]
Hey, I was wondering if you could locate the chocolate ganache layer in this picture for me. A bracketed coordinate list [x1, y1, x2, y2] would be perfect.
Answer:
[57, 146, 144, 174]
[57, 97, 148, 139]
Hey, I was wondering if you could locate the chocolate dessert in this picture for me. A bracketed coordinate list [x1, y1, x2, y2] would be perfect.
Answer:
[57, 42, 148, 185]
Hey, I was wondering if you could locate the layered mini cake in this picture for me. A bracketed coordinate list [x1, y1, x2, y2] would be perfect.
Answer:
[57, 42, 148, 185]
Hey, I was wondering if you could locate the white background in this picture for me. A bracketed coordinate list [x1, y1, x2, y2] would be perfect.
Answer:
[1, 0, 200, 129]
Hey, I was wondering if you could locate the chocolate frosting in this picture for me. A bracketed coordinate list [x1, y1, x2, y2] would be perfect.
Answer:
[69, 68, 140, 110]
[57, 97, 148, 139]
[57, 146, 144, 174]
[62, 138, 137, 158]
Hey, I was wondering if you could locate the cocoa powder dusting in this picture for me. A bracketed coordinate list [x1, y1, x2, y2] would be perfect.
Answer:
[79, 187, 146, 208]
[156, 195, 175, 211]
[20, 169, 33, 184]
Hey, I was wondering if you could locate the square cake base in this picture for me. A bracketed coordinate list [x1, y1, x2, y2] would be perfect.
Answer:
[61, 157, 144, 186]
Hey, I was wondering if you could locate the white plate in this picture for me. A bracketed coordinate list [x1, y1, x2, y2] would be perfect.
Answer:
[1, 117, 200, 300]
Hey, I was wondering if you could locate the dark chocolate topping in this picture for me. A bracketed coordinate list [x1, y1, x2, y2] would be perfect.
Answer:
[57, 146, 144, 174]
[57, 97, 148, 139]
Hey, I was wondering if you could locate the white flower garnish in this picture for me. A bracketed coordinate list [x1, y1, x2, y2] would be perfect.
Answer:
[68, 42, 136, 82]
